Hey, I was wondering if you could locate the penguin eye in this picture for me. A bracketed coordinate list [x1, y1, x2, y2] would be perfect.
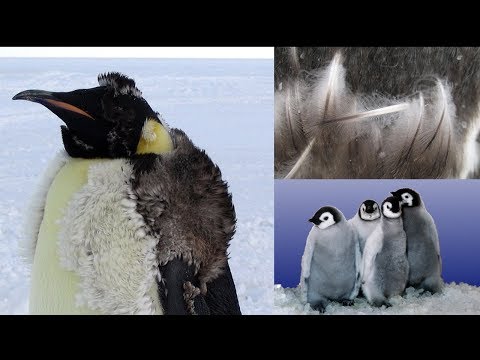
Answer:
[320, 212, 333, 222]
[373, 204, 378, 210]
[386, 202, 392, 209]
[361, 205, 366, 212]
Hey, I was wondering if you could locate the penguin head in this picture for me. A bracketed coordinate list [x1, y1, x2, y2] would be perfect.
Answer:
[12, 72, 173, 158]
[308, 206, 343, 230]
[381, 196, 402, 219]
[390, 188, 421, 208]
[358, 199, 381, 221]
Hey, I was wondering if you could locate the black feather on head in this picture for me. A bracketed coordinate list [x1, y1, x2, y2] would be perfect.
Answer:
[391, 188, 421, 207]
[98, 72, 143, 98]
[309, 206, 341, 225]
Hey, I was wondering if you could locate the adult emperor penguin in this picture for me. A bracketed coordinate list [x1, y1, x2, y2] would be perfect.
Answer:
[391, 188, 444, 293]
[361, 196, 409, 307]
[14, 72, 241, 315]
[348, 200, 381, 254]
[299, 206, 361, 313]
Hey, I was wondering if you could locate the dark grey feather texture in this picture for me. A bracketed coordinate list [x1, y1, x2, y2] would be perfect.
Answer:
[275, 47, 480, 178]
[130, 129, 237, 295]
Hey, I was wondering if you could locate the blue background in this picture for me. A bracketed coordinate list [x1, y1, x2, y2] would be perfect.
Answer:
[275, 180, 480, 287]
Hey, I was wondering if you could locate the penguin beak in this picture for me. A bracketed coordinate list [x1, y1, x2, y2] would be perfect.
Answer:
[12, 87, 109, 143]
[13, 89, 95, 120]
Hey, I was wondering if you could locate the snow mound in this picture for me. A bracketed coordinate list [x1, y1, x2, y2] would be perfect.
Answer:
[274, 283, 480, 314]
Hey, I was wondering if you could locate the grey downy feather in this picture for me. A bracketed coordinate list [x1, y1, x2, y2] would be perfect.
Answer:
[275, 47, 480, 179]
[274, 78, 307, 170]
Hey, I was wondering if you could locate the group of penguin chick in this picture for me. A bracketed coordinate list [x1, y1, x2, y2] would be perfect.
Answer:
[300, 188, 443, 312]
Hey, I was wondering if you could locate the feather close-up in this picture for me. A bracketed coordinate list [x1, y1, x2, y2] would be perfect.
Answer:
[274, 47, 480, 179]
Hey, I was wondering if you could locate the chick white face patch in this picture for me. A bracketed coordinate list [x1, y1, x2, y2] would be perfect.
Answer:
[317, 212, 336, 229]
[360, 204, 381, 221]
[401, 192, 414, 207]
[382, 202, 401, 219]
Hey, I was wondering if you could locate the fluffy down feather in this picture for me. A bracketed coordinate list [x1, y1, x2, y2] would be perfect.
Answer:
[131, 129, 237, 295]
[275, 47, 480, 179]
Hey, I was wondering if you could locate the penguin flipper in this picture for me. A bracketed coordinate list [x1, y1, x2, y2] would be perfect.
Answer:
[158, 257, 210, 315]
[299, 229, 316, 302]
[204, 262, 242, 315]
[350, 236, 362, 300]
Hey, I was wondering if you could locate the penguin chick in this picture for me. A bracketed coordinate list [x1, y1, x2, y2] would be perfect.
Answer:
[349, 199, 381, 254]
[361, 196, 409, 307]
[391, 188, 444, 293]
[14, 72, 241, 315]
[300, 206, 361, 313]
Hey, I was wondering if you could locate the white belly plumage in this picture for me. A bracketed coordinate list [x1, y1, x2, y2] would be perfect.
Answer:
[28, 156, 162, 315]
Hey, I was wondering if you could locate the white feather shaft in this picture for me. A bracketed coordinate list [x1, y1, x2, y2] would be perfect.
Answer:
[324, 103, 409, 124]
[284, 54, 342, 179]
[290, 47, 300, 72]
[284, 138, 315, 179]
[285, 102, 410, 178]
[323, 53, 341, 116]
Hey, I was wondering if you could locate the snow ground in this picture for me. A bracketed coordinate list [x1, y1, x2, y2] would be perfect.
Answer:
[0, 58, 273, 314]
[274, 284, 480, 314]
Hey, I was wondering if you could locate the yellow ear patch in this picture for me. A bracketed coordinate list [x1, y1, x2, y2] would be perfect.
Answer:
[136, 118, 173, 155]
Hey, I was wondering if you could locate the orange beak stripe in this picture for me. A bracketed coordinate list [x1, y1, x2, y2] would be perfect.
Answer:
[45, 99, 94, 120]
